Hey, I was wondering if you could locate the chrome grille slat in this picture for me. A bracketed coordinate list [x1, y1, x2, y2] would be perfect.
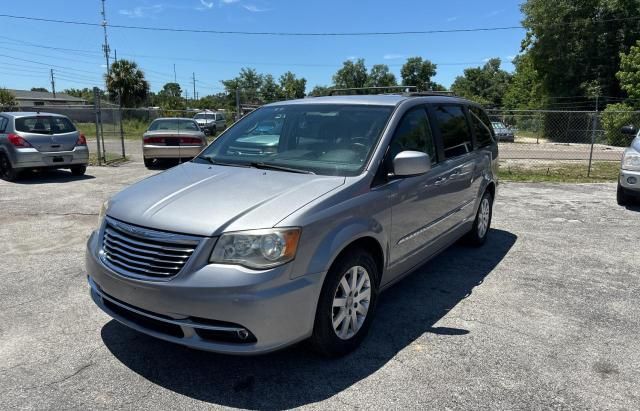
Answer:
[101, 217, 201, 279]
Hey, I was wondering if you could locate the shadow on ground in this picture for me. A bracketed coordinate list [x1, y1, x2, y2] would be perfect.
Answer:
[11, 169, 95, 184]
[101, 229, 517, 409]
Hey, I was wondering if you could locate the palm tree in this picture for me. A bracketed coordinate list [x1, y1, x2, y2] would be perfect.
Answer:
[105, 60, 150, 107]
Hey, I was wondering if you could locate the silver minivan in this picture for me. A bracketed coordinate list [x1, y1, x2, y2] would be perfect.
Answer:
[86, 94, 498, 356]
[0, 112, 89, 181]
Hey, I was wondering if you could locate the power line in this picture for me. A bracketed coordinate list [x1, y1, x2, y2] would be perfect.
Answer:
[0, 13, 638, 36]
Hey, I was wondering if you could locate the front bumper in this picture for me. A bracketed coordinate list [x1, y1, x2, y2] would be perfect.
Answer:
[13, 146, 89, 169]
[142, 145, 204, 159]
[86, 231, 325, 355]
[620, 169, 640, 193]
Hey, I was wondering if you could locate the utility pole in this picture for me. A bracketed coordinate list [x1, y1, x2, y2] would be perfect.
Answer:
[50, 69, 56, 98]
[101, 0, 111, 84]
[192, 72, 196, 104]
[173, 64, 177, 83]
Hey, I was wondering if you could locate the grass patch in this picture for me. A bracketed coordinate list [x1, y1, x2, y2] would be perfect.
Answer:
[88, 153, 129, 166]
[77, 119, 150, 140]
[499, 161, 619, 183]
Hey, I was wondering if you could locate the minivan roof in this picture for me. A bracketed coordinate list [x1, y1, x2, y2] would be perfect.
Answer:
[265, 94, 474, 107]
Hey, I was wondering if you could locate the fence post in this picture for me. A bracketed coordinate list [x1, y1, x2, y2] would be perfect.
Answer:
[118, 93, 125, 159]
[587, 110, 598, 177]
[235, 89, 241, 121]
[93, 87, 102, 166]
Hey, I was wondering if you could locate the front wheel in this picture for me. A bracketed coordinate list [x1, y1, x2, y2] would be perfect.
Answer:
[466, 190, 493, 246]
[310, 248, 379, 357]
[617, 183, 629, 206]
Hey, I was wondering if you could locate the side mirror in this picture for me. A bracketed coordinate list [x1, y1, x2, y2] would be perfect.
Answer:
[621, 125, 638, 136]
[392, 150, 431, 177]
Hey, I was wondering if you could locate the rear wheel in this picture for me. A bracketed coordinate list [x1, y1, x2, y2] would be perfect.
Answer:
[310, 248, 379, 357]
[70, 165, 86, 176]
[0, 154, 19, 182]
[617, 183, 629, 206]
[466, 190, 493, 246]
[143, 158, 154, 168]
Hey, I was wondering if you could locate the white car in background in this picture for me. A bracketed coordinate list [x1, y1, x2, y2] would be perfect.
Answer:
[618, 125, 640, 206]
[194, 111, 226, 135]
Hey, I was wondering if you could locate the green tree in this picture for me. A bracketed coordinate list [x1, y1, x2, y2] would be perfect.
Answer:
[261, 74, 283, 102]
[0, 88, 17, 110]
[451, 58, 512, 107]
[64, 87, 97, 103]
[366, 64, 397, 88]
[279, 71, 306, 99]
[601, 103, 636, 146]
[333, 59, 368, 89]
[105, 60, 150, 107]
[617, 40, 640, 103]
[156, 82, 184, 110]
[221, 67, 264, 104]
[30, 87, 48, 92]
[400, 57, 437, 91]
[309, 85, 331, 97]
[521, 0, 640, 102]
[504, 53, 544, 109]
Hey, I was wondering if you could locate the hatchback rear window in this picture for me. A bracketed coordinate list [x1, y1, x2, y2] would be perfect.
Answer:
[15, 116, 76, 134]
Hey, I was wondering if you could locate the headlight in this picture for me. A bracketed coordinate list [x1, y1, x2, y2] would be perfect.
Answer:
[98, 200, 109, 227]
[622, 150, 640, 171]
[210, 228, 301, 269]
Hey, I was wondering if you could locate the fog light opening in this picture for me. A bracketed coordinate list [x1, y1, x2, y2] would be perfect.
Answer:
[236, 329, 250, 340]
[627, 176, 637, 185]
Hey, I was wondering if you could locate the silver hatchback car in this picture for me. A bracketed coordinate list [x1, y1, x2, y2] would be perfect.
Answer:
[0, 112, 89, 181]
[87, 94, 498, 356]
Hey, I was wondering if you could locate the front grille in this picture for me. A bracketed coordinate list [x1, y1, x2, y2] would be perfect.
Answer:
[101, 217, 200, 279]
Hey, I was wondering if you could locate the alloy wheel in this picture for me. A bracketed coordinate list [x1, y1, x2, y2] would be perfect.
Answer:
[331, 265, 371, 340]
[477, 197, 491, 238]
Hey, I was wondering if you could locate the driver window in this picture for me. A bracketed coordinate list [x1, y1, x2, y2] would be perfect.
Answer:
[388, 107, 436, 165]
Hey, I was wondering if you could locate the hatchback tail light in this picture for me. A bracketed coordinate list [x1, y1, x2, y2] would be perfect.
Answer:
[76, 134, 87, 146]
[7, 133, 32, 148]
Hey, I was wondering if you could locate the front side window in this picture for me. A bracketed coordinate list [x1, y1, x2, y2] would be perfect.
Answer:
[388, 107, 436, 164]
[433, 105, 472, 159]
[470, 106, 495, 147]
[149, 119, 200, 131]
[15, 116, 76, 134]
[195, 104, 393, 176]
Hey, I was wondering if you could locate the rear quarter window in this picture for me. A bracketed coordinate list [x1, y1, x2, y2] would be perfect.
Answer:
[469, 106, 495, 148]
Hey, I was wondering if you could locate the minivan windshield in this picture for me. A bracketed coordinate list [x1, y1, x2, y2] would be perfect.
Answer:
[15, 116, 76, 135]
[194, 104, 393, 176]
[148, 119, 200, 131]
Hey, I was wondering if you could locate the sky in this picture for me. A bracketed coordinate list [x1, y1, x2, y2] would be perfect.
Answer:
[0, 0, 526, 97]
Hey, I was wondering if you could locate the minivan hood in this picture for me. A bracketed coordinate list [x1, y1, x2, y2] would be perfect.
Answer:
[107, 162, 345, 236]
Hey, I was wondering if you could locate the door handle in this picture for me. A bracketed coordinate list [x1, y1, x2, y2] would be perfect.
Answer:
[434, 176, 447, 185]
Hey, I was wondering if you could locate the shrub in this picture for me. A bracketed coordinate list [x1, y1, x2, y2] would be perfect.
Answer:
[601, 103, 639, 147]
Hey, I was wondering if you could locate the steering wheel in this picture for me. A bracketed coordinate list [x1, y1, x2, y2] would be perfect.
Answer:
[350, 137, 369, 152]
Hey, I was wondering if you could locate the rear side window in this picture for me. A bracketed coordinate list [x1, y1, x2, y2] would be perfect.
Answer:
[389, 107, 436, 163]
[432, 105, 472, 159]
[15, 116, 76, 134]
[149, 119, 200, 131]
[469, 106, 494, 147]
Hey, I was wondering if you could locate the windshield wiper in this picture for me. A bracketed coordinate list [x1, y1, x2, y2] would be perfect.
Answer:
[249, 162, 315, 175]
[195, 155, 249, 168]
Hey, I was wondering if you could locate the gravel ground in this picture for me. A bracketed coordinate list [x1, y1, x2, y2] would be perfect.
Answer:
[0, 162, 639, 410]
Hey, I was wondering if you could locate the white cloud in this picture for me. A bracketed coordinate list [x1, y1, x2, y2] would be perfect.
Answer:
[484, 9, 503, 18]
[119, 4, 164, 18]
[200, 0, 214, 8]
[383, 53, 405, 60]
[221, 0, 240, 3]
[242, 4, 269, 12]
[446, 16, 458, 22]
[346, 56, 359, 61]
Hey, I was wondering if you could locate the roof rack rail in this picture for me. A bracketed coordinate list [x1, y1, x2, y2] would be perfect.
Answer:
[405, 91, 456, 97]
[328, 86, 417, 96]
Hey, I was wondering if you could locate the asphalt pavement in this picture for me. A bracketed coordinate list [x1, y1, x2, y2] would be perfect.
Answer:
[0, 162, 639, 410]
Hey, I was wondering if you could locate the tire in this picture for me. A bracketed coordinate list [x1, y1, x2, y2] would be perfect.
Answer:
[143, 158, 154, 168]
[0, 153, 19, 182]
[310, 248, 379, 357]
[617, 183, 628, 206]
[70, 165, 86, 176]
[466, 190, 493, 246]
[211, 126, 217, 136]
